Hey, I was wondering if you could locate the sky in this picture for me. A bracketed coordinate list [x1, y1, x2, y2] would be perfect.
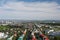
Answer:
[0, 0, 60, 20]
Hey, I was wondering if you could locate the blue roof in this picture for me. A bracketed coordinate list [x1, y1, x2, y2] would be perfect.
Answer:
[48, 32, 60, 36]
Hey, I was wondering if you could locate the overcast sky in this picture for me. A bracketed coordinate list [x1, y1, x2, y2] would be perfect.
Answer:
[0, 0, 60, 20]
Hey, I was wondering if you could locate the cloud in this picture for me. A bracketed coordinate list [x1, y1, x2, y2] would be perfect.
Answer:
[0, 1, 60, 20]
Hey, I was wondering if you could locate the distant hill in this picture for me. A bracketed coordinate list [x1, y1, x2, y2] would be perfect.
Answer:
[0, 19, 60, 23]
